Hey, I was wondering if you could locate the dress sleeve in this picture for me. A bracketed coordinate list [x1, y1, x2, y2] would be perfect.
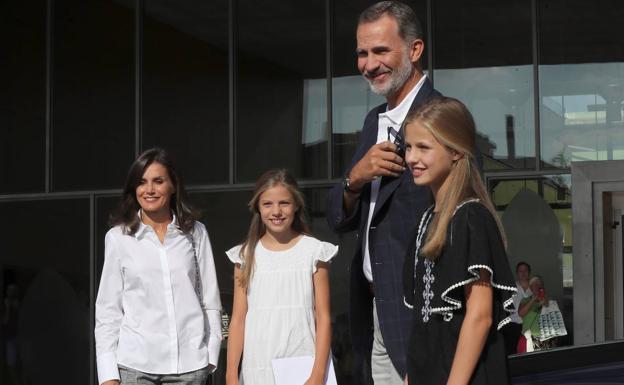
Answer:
[193, 222, 223, 371]
[225, 244, 244, 266]
[95, 229, 123, 384]
[433, 202, 517, 330]
[312, 240, 339, 274]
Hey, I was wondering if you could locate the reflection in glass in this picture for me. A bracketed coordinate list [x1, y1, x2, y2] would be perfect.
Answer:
[143, 0, 229, 184]
[490, 176, 573, 351]
[0, 199, 90, 384]
[434, 0, 534, 170]
[52, 0, 135, 190]
[0, 0, 46, 194]
[236, 1, 327, 182]
[540, 64, 624, 168]
[435, 66, 535, 169]
[331, 76, 384, 176]
[539, 0, 624, 169]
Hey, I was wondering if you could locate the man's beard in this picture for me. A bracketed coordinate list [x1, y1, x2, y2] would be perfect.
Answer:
[364, 51, 414, 97]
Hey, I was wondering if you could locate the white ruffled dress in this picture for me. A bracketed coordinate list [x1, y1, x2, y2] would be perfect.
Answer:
[226, 235, 338, 385]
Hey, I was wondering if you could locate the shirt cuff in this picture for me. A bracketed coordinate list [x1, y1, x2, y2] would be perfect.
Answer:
[207, 311, 222, 371]
[97, 351, 120, 384]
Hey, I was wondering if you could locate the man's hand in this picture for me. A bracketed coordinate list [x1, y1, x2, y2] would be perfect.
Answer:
[348, 141, 406, 191]
[101, 381, 120, 385]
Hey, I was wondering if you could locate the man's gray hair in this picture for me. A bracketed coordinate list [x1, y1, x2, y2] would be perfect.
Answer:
[358, 1, 424, 44]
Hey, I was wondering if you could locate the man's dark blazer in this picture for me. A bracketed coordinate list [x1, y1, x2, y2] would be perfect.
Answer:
[326, 77, 440, 377]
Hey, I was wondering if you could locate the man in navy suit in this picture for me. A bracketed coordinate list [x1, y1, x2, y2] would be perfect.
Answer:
[326, 2, 440, 384]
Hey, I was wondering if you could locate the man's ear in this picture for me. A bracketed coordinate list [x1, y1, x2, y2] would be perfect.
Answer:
[409, 39, 425, 64]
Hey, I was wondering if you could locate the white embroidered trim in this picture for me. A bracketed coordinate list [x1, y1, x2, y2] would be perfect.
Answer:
[450, 198, 480, 244]
[421, 258, 435, 322]
[453, 198, 480, 215]
[429, 264, 518, 330]
[403, 206, 435, 309]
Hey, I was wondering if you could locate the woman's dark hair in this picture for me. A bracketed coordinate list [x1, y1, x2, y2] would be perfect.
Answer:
[110, 148, 197, 235]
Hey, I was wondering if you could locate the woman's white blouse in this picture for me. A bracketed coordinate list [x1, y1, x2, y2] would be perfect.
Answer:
[95, 217, 222, 384]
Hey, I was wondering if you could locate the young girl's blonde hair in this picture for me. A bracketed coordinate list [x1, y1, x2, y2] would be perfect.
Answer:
[404, 97, 506, 260]
[237, 169, 310, 289]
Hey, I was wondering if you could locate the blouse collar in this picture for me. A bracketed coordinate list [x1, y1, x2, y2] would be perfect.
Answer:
[135, 210, 179, 238]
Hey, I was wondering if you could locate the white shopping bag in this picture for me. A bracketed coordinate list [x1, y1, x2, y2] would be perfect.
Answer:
[538, 300, 568, 342]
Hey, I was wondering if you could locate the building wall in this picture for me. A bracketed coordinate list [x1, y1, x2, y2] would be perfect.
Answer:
[1, 0, 623, 384]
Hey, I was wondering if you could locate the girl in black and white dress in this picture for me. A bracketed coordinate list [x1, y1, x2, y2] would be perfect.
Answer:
[402, 97, 516, 385]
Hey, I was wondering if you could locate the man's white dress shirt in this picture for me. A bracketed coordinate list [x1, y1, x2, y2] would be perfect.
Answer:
[95, 214, 222, 384]
[363, 75, 428, 282]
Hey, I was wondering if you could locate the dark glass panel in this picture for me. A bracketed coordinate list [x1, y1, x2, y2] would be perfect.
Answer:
[301, 187, 355, 383]
[540, 0, 624, 65]
[189, 189, 250, 385]
[539, 0, 624, 169]
[434, 0, 535, 170]
[189, 191, 252, 311]
[0, 0, 46, 193]
[0, 199, 90, 384]
[52, 0, 135, 191]
[236, 1, 327, 182]
[95, 195, 122, 288]
[143, 0, 229, 185]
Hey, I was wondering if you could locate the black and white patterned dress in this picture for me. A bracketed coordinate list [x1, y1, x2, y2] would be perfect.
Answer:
[403, 200, 517, 385]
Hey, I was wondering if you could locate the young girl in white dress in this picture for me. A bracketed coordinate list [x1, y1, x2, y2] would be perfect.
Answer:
[225, 169, 338, 385]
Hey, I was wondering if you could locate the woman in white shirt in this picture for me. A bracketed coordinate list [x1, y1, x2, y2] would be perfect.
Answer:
[95, 148, 222, 385]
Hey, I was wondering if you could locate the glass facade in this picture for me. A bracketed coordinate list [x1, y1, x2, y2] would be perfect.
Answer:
[434, 0, 536, 170]
[52, 0, 135, 191]
[236, 1, 328, 181]
[0, 199, 91, 384]
[143, 0, 229, 185]
[0, 0, 46, 194]
[2, 1, 623, 384]
[539, 0, 624, 168]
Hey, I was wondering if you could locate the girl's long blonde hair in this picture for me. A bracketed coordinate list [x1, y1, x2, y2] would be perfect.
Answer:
[237, 169, 310, 289]
[404, 97, 506, 260]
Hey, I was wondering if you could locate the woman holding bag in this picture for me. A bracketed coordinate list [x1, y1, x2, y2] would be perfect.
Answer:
[95, 148, 222, 385]
[517, 275, 562, 352]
